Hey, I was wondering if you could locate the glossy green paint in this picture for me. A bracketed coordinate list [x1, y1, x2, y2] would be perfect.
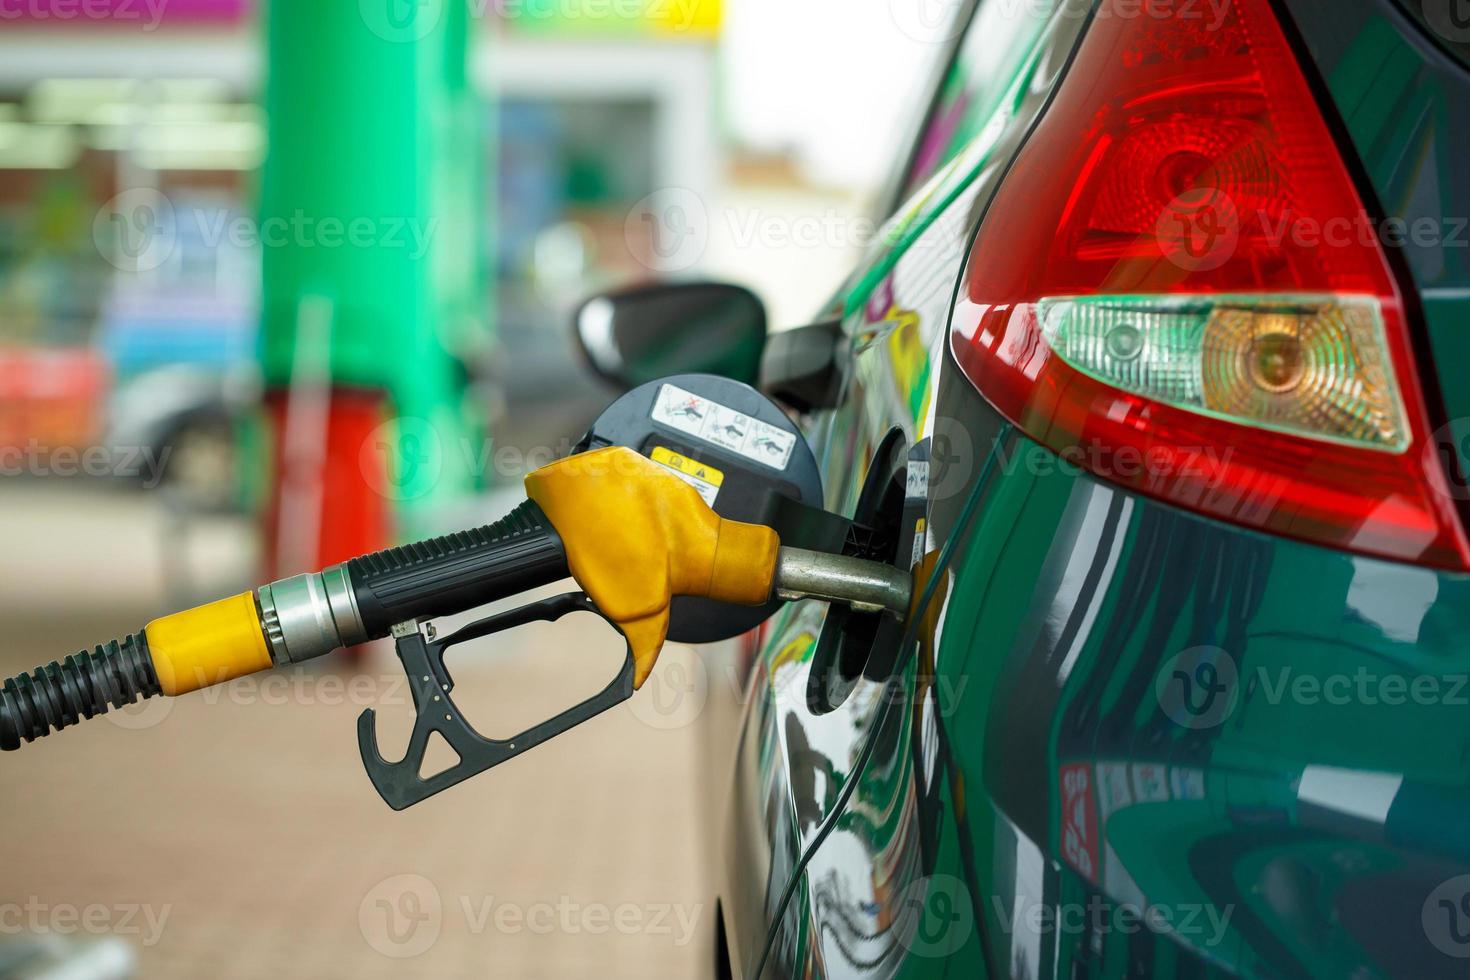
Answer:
[930, 431, 1470, 975]
[843, 0, 1066, 317]
[1308, 6, 1470, 479]
[927, 440, 1075, 977]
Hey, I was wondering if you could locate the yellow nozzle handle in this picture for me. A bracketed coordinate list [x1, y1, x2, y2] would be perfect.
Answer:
[145, 592, 274, 696]
[526, 446, 780, 687]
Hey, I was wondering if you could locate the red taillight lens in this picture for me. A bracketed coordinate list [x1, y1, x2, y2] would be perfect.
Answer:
[951, 0, 1470, 570]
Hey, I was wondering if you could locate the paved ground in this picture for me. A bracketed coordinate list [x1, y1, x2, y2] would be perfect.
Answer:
[0, 482, 741, 979]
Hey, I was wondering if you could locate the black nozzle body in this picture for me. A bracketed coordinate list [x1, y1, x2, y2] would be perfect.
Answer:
[0, 632, 161, 750]
[347, 499, 569, 640]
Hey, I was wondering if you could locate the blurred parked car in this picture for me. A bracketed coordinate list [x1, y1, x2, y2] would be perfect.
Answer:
[100, 283, 259, 512]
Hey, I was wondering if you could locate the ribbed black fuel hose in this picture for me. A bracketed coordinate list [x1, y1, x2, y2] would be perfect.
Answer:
[0, 632, 161, 750]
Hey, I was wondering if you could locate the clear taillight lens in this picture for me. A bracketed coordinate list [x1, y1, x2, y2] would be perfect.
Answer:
[1038, 295, 1408, 451]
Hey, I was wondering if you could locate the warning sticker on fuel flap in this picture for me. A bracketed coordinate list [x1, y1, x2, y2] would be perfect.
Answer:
[905, 461, 930, 502]
[650, 384, 796, 470]
[650, 446, 724, 507]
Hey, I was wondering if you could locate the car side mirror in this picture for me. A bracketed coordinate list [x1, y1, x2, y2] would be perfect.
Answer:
[759, 318, 846, 413]
[573, 282, 767, 390]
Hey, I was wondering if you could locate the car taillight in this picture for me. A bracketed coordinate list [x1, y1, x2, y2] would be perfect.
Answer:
[951, 0, 1470, 570]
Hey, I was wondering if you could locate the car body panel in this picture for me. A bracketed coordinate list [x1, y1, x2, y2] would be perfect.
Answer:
[935, 414, 1470, 978]
[718, 2, 1090, 975]
[846, 0, 1068, 310]
[719, 2, 1470, 977]
[1278, 0, 1470, 490]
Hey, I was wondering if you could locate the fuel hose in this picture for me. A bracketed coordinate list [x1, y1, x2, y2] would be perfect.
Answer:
[0, 499, 570, 751]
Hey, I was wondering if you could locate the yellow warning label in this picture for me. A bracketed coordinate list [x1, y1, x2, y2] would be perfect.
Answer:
[652, 447, 725, 487]
[911, 518, 927, 568]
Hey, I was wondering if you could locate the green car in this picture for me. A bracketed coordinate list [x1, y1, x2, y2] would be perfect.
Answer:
[703, 0, 1470, 976]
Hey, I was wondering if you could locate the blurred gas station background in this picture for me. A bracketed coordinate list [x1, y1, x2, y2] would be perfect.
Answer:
[0, 1, 944, 976]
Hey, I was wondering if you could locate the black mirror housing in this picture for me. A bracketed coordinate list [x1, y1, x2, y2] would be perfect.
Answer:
[759, 319, 845, 413]
[573, 282, 767, 390]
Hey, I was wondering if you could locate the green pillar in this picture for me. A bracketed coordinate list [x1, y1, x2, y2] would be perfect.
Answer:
[261, 0, 484, 540]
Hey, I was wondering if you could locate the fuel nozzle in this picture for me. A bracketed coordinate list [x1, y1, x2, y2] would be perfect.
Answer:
[1, 446, 912, 754]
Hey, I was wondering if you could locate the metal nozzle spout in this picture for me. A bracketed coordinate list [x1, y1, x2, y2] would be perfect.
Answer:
[773, 547, 913, 620]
